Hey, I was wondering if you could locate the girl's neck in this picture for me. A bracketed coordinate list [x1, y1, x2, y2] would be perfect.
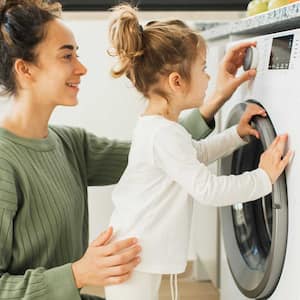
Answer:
[0, 95, 55, 139]
[143, 96, 181, 122]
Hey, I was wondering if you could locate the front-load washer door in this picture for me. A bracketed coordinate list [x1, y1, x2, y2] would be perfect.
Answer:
[220, 100, 288, 299]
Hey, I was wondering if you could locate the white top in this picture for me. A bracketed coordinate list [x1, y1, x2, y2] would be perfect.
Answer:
[110, 115, 272, 274]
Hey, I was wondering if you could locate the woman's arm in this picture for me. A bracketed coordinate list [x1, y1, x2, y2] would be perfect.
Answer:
[0, 158, 81, 300]
[179, 109, 215, 140]
[200, 41, 257, 123]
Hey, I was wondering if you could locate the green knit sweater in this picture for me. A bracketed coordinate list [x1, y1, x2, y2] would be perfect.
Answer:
[0, 109, 213, 299]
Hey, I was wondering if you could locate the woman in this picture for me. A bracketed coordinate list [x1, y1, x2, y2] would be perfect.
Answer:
[0, 1, 258, 299]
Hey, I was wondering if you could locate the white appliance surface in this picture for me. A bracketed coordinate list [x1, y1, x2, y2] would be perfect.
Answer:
[220, 28, 300, 300]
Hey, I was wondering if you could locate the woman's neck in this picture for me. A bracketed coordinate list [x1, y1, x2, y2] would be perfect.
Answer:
[0, 95, 54, 139]
[143, 96, 181, 122]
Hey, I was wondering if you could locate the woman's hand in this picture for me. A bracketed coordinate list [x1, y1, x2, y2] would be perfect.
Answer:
[199, 41, 257, 122]
[259, 135, 293, 184]
[215, 41, 257, 102]
[237, 103, 266, 139]
[71, 227, 141, 288]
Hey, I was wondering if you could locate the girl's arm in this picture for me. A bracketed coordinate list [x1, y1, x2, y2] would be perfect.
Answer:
[153, 124, 289, 207]
[191, 125, 246, 165]
[193, 103, 267, 165]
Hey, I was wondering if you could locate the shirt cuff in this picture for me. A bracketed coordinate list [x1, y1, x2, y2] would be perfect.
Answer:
[179, 109, 215, 140]
[226, 125, 249, 148]
[255, 168, 272, 195]
[44, 263, 81, 300]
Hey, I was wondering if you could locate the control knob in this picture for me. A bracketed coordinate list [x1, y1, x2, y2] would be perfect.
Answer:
[243, 46, 259, 71]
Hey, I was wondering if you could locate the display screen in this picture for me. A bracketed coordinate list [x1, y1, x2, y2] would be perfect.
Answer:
[268, 35, 294, 70]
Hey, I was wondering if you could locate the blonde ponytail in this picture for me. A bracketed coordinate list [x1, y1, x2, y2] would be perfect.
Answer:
[108, 3, 206, 98]
[108, 4, 144, 80]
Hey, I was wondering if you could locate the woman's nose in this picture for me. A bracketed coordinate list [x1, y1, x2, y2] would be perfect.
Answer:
[75, 59, 87, 76]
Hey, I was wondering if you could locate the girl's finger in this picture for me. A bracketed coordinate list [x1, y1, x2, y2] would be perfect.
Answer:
[269, 136, 281, 149]
[249, 128, 260, 139]
[274, 134, 288, 155]
[280, 150, 294, 168]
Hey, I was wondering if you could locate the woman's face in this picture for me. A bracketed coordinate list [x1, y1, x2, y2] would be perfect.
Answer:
[28, 19, 87, 107]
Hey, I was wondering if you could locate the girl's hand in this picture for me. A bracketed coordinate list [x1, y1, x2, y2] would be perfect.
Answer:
[71, 227, 141, 288]
[259, 135, 293, 184]
[215, 41, 257, 102]
[237, 103, 266, 139]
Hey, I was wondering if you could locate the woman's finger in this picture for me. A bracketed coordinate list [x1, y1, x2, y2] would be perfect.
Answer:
[103, 244, 141, 267]
[91, 227, 113, 247]
[234, 69, 256, 86]
[224, 41, 257, 61]
[105, 257, 140, 277]
[101, 237, 138, 256]
[105, 272, 132, 286]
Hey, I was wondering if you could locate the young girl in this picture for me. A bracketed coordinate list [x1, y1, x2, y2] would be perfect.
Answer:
[105, 3, 292, 300]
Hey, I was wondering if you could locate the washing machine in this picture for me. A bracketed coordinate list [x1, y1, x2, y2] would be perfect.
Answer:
[219, 28, 300, 300]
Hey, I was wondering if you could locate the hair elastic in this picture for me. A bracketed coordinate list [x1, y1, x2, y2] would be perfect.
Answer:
[139, 24, 143, 34]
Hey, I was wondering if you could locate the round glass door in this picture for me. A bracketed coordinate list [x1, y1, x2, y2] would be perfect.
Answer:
[220, 100, 288, 299]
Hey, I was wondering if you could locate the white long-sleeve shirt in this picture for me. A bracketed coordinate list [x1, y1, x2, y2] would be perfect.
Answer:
[110, 115, 272, 274]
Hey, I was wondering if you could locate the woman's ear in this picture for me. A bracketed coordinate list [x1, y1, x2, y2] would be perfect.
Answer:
[168, 72, 185, 93]
[14, 59, 32, 79]
[14, 59, 33, 90]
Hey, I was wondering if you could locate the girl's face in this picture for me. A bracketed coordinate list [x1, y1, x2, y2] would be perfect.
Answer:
[184, 51, 210, 109]
[27, 19, 87, 107]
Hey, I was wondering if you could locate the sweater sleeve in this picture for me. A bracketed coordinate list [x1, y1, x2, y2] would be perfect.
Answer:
[179, 109, 215, 140]
[0, 159, 81, 300]
[191, 126, 248, 165]
[81, 131, 130, 186]
[153, 125, 272, 207]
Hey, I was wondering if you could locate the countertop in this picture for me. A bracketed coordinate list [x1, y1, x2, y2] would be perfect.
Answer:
[198, 2, 300, 40]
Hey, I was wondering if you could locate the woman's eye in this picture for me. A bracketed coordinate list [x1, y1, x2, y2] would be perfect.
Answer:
[63, 54, 73, 60]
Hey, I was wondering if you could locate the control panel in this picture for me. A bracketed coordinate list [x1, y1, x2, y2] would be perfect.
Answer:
[240, 28, 300, 73]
